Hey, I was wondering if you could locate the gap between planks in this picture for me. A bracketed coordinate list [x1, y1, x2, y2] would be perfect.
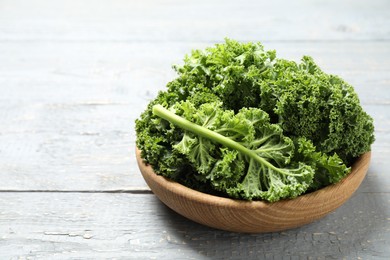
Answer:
[0, 188, 152, 194]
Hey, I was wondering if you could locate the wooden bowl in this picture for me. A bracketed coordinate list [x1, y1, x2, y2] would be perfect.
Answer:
[136, 148, 371, 233]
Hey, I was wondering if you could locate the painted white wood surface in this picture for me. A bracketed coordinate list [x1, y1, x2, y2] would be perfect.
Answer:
[0, 0, 389, 258]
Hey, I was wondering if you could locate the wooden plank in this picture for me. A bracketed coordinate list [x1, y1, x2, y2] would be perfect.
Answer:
[0, 42, 388, 118]
[0, 192, 388, 258]
[0, 41, 389, 104]
[0, 133, 387, 192]
[0, 41, 389, 190]
[0, 0, 389, 42]
[0, 102, 387, 191]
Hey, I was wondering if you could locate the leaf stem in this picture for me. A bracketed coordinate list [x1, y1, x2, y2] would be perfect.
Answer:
[153, 105, 281, 172]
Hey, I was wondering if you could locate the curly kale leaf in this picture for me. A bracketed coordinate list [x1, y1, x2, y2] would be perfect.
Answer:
[293, 137, 351, 191]
[170, 39, 276, 112]
[263, 56, 375, 164]
[168, 39, 374, 164]
[153, 102, 315, 202]
[135, 91, 223, 178]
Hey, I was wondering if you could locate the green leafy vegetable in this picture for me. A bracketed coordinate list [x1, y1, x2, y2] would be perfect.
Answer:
[135, 39, 374, 202]
[153, 102, 315, 202]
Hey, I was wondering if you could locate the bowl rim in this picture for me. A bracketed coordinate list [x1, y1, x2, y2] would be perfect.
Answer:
[136, 148, 371, 209]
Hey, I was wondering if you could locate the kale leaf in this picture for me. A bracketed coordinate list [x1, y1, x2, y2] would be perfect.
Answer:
[168, 39, 374, 164]
[153, 102, 315, 202]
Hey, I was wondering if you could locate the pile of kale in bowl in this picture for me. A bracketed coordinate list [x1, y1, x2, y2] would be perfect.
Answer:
[136, 39, 375, 202]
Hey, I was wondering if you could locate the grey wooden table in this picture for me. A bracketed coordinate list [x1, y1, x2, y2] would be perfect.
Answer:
[0, 0, 389, 259]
